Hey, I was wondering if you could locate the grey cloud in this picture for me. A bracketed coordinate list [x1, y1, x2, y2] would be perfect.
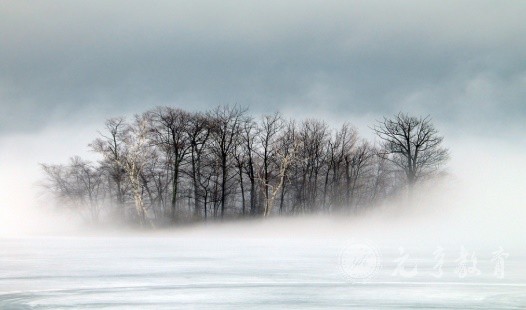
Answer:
[1, 0, 525, 135]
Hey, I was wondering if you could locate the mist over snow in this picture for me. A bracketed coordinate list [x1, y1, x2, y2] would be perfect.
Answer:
[1, 120, 525, 255]
[0, 123, 99, 236]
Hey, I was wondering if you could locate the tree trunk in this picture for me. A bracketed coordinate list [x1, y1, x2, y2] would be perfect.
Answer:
[238, 164, 246, 215]
[171, 161, 179, 221]
[220, 155, 227, 218]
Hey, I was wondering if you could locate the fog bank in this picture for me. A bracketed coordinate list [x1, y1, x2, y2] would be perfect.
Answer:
[1, 124, 524, 256]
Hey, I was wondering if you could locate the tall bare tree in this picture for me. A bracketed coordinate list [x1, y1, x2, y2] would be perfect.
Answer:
[90, 117, 128, 219]
[240, 116, 259, 215]
[208, 105, 246, 218]
[91, 115, 154, 225]
[186, 112, 212, 219]
[257, 112, 284, 216]
[150, 107, 191, 221]
[373, 113, 449, 192]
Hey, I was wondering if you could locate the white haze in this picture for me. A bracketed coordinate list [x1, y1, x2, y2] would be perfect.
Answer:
[0, 120, 524, 255]
[1, 121, 525, 308]
[0, 123, 98, 236]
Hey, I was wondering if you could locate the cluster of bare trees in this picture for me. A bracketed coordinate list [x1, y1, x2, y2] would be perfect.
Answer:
[41, 107, 448, 226]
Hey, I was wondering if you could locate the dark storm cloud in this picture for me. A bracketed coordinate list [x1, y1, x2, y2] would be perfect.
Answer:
[1, 0, 525, 134]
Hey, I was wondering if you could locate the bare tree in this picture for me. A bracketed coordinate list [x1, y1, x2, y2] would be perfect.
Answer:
[233, 140, 247, 215]
[41, 157, 105, 223]
[324, 123, 358, 210]
[295, 119, 330, 212]
[91, 115, 154, 226]
[344, 141, 374, 211]
[89, 118, 128, 220]
[208, 105, 246, 218]
[240, 116, 259, 215]
[150, 107, 191, 221]
[120, 114, 156, 226]
[277, 120, 297, 214]
[373, 113, 449, 193]
[186, 112, 212, 219]
[261, 122, 298, 216]
[256, 112, 284, 216]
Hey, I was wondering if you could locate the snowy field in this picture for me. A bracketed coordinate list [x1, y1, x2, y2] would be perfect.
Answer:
[1, 235, 525, 309]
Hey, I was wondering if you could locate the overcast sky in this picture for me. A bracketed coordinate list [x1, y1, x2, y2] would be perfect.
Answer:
[1, 0, 525, 137]
[1, 1, 526, 236]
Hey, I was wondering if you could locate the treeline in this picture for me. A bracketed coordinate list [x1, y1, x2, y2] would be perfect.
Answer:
[41, 106, 448, 226]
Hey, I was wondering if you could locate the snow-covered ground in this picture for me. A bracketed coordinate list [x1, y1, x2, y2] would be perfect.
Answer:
[1, 137, 525, 308]
[1, 235, 525, 309]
